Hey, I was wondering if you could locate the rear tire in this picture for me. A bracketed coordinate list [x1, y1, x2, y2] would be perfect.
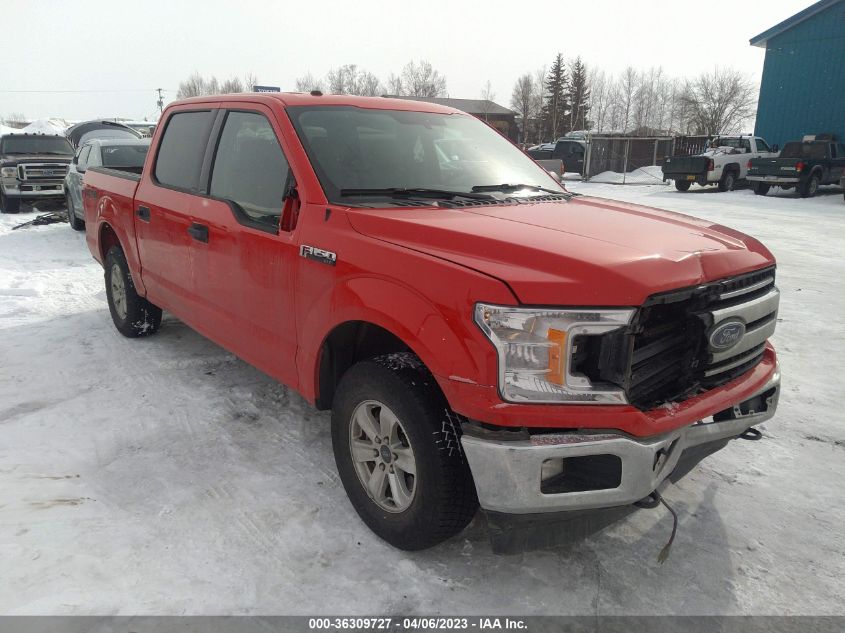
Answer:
[331, 353, 478, 550]
[66, 194, 85, 231]
[104, 245, 162, 338]
[0, 191, 20, 214]
[718, 170, 737, 192]
[674, 180, 691, 192]
[800, 173, 820, 198]
[753, 182, 770, 196]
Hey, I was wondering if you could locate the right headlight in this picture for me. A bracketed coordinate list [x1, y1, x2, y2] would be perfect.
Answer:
[474, 303, 634, 404]
[1, 166, 17, 178]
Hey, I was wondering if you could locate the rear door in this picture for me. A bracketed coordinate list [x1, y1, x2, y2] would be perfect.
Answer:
[188, 105, 300, 386]
[134, 108, 217, 316]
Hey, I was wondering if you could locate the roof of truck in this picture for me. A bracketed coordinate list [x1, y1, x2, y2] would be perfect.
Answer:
[170, 93, 464, 115]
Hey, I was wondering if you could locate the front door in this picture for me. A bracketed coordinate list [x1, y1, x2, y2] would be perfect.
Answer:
[189, 107, 299, 387]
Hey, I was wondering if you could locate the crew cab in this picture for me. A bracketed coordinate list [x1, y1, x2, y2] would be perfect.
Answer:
[0, 133, 74, 213]
[82, 94, 781, 551]
[747, 136, 845, 198]
[662, 135, 777, 192]
[526, 138, 586, 175]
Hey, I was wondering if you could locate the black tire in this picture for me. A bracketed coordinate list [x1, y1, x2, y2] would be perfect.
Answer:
[104, 245, 162, 338]
[800, 173, 820, 198]
[674, 180, 691, 192]
[66, 194, 85, 231]
[0, 190, 21, 214]
[331, 353, 478, 550]
[718, 169, 737, 192]
[753, 182, 770, 196]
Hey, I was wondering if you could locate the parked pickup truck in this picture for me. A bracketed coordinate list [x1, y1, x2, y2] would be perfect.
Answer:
[662, 135, 777, 192]
[0, 133, 74, 213]
[526, 138, 586, 175]
[83, 94, 781, 551]
[747, 136, 845, 197]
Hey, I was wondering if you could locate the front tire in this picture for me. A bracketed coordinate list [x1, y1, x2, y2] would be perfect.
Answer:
[66, 194, 85, 231]
[674, 180, 691, 192]
[331, 353, 478, 550]
[753, 182, 770, 196]
[0, 191, 20, 214]
[104, 245, 162, 337]
[800, 173, 820, 198]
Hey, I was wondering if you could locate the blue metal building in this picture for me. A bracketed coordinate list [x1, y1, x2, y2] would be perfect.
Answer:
[750, 0, 845, 147]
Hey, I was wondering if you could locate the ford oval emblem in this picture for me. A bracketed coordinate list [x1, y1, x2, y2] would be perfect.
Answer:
[710, 320, 745, 351]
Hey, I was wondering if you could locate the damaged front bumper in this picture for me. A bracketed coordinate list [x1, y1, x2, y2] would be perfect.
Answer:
[461, 367, 780, 515]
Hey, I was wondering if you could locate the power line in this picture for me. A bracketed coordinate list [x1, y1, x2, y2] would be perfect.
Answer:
[0, 89, 176, 94]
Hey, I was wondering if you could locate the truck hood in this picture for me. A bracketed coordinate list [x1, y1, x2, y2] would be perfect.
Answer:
[345, 196, 775, 306]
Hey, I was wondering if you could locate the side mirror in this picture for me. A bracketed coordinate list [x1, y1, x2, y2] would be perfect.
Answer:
[771, 144, 779, 153]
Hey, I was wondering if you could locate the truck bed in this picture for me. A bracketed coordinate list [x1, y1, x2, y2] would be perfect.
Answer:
[82, 167, 141, 266]
[662, 155, 709, 177]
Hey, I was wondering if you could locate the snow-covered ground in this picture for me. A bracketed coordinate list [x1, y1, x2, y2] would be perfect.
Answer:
[1, 182, 844, 616]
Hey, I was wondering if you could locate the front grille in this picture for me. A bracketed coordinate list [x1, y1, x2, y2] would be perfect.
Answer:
[625, 267, 778, 410]
[19, 163, 69, 181]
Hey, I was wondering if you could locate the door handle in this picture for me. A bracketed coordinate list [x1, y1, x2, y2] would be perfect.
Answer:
[187, 222, 209, 243]
[136, 206, 151, 222]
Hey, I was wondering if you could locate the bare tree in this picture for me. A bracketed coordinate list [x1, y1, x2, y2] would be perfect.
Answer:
[177, 72, 249, 98]
[617, 66, 639, 133]
[177, 72, 207, 99]
[386, 73, 404, 96]
[479, 80, 496, 121]
[531, 66, 547, 142]
[295, 72, 324, 93]
[399, 60, 447, 97]
[220, 77, 244, 94]
[2, 112, 27, 128]
[680, 67, 757, 135]
[242, 73, 258, 92]
[510, 74, 535, 144]
[588, 69, 610, 132]
[326, 64, 383, 96]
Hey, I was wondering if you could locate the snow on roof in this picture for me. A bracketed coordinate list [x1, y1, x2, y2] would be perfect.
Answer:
[0, 124, 18, 136]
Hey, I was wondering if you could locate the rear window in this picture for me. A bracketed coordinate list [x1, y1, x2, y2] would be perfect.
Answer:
[780, 142, 829, 160]
[78, 129, 139, 145]
[154, 111, 215, 190]
[102, 144, 149, 169]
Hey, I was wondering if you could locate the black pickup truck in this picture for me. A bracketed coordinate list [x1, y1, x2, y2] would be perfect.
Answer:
[747, 137, 845, 198]
[0, 133, 74, 213]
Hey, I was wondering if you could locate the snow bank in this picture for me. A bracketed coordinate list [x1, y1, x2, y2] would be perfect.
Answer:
[588, 165, 666, 185]
[0, 123, 19, 136]
[19, 118, 69, 135]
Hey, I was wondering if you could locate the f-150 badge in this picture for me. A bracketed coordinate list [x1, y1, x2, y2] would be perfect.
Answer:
[300, 245, 337, 266]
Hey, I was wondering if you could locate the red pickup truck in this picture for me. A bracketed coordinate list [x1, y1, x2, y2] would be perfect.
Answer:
[82, 93, 781, 551]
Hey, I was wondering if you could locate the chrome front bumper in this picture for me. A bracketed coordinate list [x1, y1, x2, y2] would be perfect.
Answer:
[461, 369, 780, 514]
[1, 182, 65, 197]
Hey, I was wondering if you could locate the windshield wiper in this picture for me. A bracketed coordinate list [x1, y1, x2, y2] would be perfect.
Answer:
[340, 187, 494, 201]
[471, 183, 565, 195]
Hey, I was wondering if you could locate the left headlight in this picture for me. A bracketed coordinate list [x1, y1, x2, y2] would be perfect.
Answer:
[1, 166, 17, 178]
[474, 303, 634, 404]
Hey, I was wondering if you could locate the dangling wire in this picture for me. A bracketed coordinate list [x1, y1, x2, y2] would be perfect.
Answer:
[655, 491, 678, 564]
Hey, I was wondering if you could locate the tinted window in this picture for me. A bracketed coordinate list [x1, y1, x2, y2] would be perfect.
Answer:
[838, 144, 845, 158]
[780, 142, 828, 160]
[154, 111, 215, 190]
[0, 135, 74, 155]
[76, 145, 92, 169]
[756, 138, 771, 152]
[210, 111, 289, 231]
[102, 144, 149, 169]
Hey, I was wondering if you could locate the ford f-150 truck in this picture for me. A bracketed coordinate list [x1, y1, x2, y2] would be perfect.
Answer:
[661, 135, 777, 192]
[82, 93, 781, 551]
[0, 133, 74, 213]
[747, 136, 845, 197]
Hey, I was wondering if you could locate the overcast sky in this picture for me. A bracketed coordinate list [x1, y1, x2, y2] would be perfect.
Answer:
[2, 0, 810, 121]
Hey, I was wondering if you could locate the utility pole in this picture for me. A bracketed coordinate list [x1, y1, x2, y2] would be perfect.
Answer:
[156, 88, 164, 115]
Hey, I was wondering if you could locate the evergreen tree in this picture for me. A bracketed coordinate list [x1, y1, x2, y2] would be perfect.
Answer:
[542, 53, 569, 140]
[567, 57, 591, 131]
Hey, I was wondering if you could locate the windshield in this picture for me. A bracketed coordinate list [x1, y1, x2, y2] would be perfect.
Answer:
[0, 135, 74, 155]
[101, 143, 149, 168]
[286, 106, 563, 203]
[780, 142, 828, 160]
